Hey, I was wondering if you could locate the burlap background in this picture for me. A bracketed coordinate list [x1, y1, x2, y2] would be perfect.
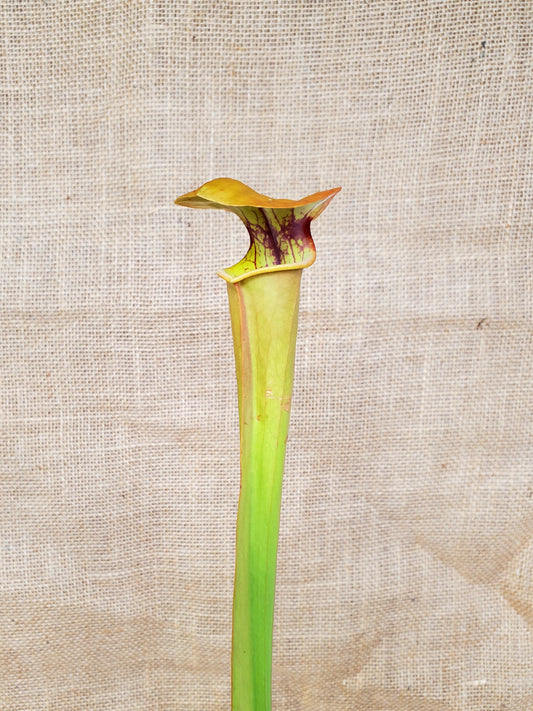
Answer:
[1, 1, 532, 709]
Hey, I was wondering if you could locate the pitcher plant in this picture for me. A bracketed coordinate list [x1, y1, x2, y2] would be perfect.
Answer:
[175, 178, 340, 710]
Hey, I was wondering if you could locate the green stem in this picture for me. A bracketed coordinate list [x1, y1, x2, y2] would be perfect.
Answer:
[228, 269, 302, 711]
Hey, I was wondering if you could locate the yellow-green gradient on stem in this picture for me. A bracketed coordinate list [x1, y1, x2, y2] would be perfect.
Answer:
[175, 179, 340, 710]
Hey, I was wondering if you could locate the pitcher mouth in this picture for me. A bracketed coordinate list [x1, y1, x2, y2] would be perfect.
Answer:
[175, 178, 341, 283]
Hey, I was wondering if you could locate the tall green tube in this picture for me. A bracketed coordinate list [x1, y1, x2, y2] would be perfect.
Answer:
[228, 270, 302, 710]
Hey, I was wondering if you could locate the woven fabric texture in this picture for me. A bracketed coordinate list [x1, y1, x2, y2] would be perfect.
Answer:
[1, 1, 532, 709]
